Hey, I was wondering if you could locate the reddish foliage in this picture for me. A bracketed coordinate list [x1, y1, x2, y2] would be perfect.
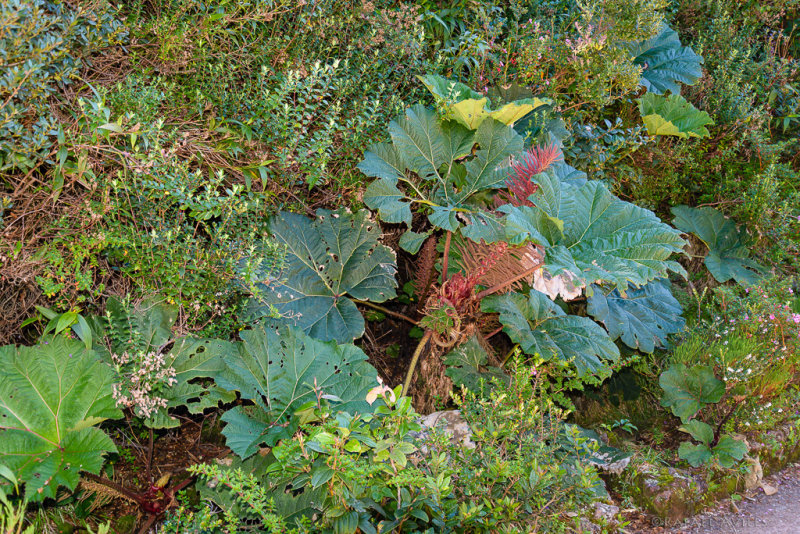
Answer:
[496, 144, 562, 207]
[438, 241, 508, 312]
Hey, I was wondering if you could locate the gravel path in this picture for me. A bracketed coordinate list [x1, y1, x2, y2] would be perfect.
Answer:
[664, 463, 800, 534]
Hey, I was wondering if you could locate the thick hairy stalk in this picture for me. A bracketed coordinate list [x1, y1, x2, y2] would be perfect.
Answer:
[402, 330, 433, 397]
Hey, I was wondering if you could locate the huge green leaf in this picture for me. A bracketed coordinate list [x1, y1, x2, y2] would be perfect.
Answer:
[678, 421, 747, 468]
[502, 168, 686, 293]
[418, 74, 550, 129]
[638, 93, 713, 139]
[245, 209, 398, 343]
[482, 290, 619, 377]
[659, 364, 725, 423]
[677, 441, 713, 467]
[711, 435, 748, 468]
[360, 105, 523, 252]
[216, 325, 380, 459]
[671, 205, 766, 285]
[145, 337, 237, 429]
[626, 24, 703, 95]
[587, 279, 685, 353]
[443, 335, 509, 391]
[679, 419, 714, 445]
[0, 338, 123, 500]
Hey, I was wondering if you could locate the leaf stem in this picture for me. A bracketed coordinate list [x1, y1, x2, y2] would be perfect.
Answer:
[442, 231, 452, 283]
[354, 300, 418, 326]
[402, 330, 432, 397]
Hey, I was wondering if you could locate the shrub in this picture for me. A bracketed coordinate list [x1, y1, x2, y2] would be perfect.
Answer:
[0, 0, 125, 172]
[182, 364, 605, 532]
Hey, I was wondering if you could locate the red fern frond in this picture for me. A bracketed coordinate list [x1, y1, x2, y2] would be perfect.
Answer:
[496, 144, 563, 207]
[437, 241, 509, 312]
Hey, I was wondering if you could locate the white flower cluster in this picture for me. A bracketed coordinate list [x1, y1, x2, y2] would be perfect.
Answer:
[112, 351, 178, 419]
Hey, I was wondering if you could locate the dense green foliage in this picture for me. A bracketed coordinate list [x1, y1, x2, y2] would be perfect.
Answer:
[1, 0, 799, 530]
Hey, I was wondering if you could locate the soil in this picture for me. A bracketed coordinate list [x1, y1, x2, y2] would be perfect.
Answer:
[89, 415, 227, 532]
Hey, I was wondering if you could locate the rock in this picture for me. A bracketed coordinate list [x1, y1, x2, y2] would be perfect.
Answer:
[577, 517, 600, 533]
[637, 466, 705, 523]
[418, 410, 475, 449]
[761, 482, 778, 495]
[744, 457, 764, 490]
[592, 502, 620, 523]
[592, 449, 631, 475]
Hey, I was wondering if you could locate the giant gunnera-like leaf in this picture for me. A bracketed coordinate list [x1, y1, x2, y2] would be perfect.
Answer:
[482, 289, 619, 377]
[145, 337, 237, 429]
[0, 338, 123, 500]
[587, 279, 685, 353]
[216, 325, 380, 459]
[671, 205, 766, 285]
[443, 335, 509, 391]
[659, 364, 725, 423]
[626, 24, 703, 95]
[360, 104, 523, 252]
[638, 93, 714, 139]
[91, 300, 236, 429]
[501, 167, 686, 293]
[245, 209, 398, 343]
[418, 74, 550, 129]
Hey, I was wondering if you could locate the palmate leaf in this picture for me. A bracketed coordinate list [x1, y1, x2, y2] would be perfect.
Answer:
[482, 289, 619, 377]
[443, 335, 509, 391]
[418, 74, 550, 129]
[145, 337, 237, 429]
[638, 93, 713, 139]
[502, 167, 686, 293]
[361, 105, 523, 252]
[0, 338, 123, 500]
[659, 364, 725, 423]
[671, 205, 766, 285]
[245, 209, 398, 343]
[677, 441, 713, 467]
[216, 325, 379, 459]
[626, 24, 703, 95]
[587, 279, 685, 353]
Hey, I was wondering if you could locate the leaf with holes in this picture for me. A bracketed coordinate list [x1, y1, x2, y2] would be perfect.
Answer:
[145, 337, 238, 429]
[482, 289, 619, 378]
[639, 93, 713, 139]
[671, 205, 766, 285]
[0, 337, 123, 500]
[215, 325, 380, 459]
[626, 24, 703, 95]
[587, 279, 685, 353]
[244, 209, 398, 343]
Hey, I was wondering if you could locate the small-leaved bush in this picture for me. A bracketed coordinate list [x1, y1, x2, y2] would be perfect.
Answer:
[0, 0, 126, 172]
[179, 365, 605, 533]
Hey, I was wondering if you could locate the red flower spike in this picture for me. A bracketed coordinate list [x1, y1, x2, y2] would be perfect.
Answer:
[498, 144, 563, 207]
